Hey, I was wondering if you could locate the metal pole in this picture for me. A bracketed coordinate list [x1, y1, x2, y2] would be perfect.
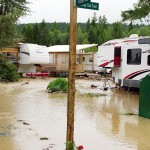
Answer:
[66, 0, 77, 148]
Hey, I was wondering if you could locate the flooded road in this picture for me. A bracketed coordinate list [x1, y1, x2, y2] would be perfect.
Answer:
[0, 78, 150, 150]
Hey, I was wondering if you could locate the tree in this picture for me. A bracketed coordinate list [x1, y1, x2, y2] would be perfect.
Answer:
[77, 25, 88, 44]
[38, 20, 50, 46]
[32, 23, 40, 44]
[121, 0, 150, 22]
[0, 0, 29, 18]
[0, 0, 29, 48]
[112, 22, 123, 39]
[87, 13, 98, 44]
[97, 15, 108, 45]
[0, 16, 16, 47]
[49, 29, 61, 45]
[22, 24, 34, 43]
[86, 18, 91, 31]
[91, 12, 97, 27]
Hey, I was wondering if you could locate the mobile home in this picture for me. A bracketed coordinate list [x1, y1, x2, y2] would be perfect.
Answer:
[97, 34, 150, 88]
[46, 44, 98, 73]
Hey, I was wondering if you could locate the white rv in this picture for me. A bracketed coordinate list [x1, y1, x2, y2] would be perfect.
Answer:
[18, 43, 50, 73]
[97, 34, 150, 88]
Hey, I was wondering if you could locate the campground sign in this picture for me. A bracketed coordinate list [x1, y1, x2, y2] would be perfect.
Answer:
[75, 0, 99, 10]
[76, 0, 91, 5]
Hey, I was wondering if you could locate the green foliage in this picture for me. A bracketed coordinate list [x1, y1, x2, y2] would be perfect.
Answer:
[22, 20, 51, 46]
[84, 47, 98, 53]
[17, 13, 150, 47]
[0, 0, 29, 48]
[65, 141, 84, 150]
[0, 0, 29, 19]
[0, 16, 16, 48]
[121, 0, 150, 21]
[0, 55, 20, 82]
[47, 78, 68, 93]
[112, 22, 123, 39]
[65, 141, 76, 150]
[22, 24, 34, 43]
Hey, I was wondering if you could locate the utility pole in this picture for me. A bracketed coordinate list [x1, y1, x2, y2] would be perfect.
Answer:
[66, 0, 77, 148]
[66, 0, 99, 148]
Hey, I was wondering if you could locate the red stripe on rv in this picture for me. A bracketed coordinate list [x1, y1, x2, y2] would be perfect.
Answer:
[124, 69, 148, 79]
[99, 60, 114, 67]
[123, 40, 137, 43]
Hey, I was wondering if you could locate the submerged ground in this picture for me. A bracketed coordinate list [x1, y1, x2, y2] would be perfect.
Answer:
[0, 77, 149, 150]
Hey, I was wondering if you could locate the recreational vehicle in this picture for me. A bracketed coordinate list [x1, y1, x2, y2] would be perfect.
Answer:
[97, 34, 150, 88]
[18, 43, 50, 73]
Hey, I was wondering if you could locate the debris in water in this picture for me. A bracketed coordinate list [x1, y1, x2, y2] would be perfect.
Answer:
[91, 84, 98, 88]
[21, 81, 29, 85]
[23, 122, 30, 125]
[120, 112, 136, 115]
[40, 137, 49, 140]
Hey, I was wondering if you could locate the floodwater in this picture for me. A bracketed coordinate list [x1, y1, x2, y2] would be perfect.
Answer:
[0, 78, 150, 150]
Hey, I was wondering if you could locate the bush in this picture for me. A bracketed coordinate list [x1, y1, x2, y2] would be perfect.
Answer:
[0, 55, 20, 82]
[47, 78, 68, 93]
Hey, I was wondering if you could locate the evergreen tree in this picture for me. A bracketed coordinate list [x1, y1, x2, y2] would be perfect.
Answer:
[112, 22, 123, 39]
[22, 24, 34, 43]
[32, 23, 40, 44]
[97, 15, 108, 45]
[86, 18, 91, 32]
[87, 13, 98, 44]
[38, 20, 50, 46]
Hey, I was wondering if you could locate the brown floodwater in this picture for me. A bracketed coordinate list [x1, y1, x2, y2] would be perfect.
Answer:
[0, 78, 150, 150]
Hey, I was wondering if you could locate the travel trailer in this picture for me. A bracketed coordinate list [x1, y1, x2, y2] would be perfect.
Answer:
[18, 43, 50, 73]
[97, 34, 150, 88]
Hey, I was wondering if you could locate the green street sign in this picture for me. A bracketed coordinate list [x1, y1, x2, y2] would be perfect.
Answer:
[76, 2, 99, 10]
[75, 0, 91, 6]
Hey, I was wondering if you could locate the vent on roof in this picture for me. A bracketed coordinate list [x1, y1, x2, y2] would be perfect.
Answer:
[129, 34, 138, 38]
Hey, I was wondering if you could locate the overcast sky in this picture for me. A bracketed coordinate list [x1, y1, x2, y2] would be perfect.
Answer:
[19, 0, 138, 24]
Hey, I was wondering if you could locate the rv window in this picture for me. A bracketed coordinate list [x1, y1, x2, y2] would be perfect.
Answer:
[148, 55, 150, 66]
[127, 49, 141, 65]
[89, 58, 93, 62]
[138, 38, 150, 44]
[82, 57, 85, 62]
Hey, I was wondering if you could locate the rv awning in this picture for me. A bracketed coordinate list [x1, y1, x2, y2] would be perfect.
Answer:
[47, 44, 98, 53]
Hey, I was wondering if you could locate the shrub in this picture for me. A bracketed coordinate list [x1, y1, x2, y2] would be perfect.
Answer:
[0, 55, 20, 82]
[47, 78, 68, 93]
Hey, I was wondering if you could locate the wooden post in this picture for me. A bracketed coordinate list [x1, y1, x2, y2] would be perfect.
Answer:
[66, 0, 77, 148]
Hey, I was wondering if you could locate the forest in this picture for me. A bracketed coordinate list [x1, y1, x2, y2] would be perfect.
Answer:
[17, 13, 150, 49]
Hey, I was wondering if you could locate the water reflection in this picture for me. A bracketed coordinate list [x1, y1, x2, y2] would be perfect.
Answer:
[95, 91, 150, 150]
[0, 79, 150, 150]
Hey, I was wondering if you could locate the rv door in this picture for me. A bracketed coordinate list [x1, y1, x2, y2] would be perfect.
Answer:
[114, 46, 121, 67]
